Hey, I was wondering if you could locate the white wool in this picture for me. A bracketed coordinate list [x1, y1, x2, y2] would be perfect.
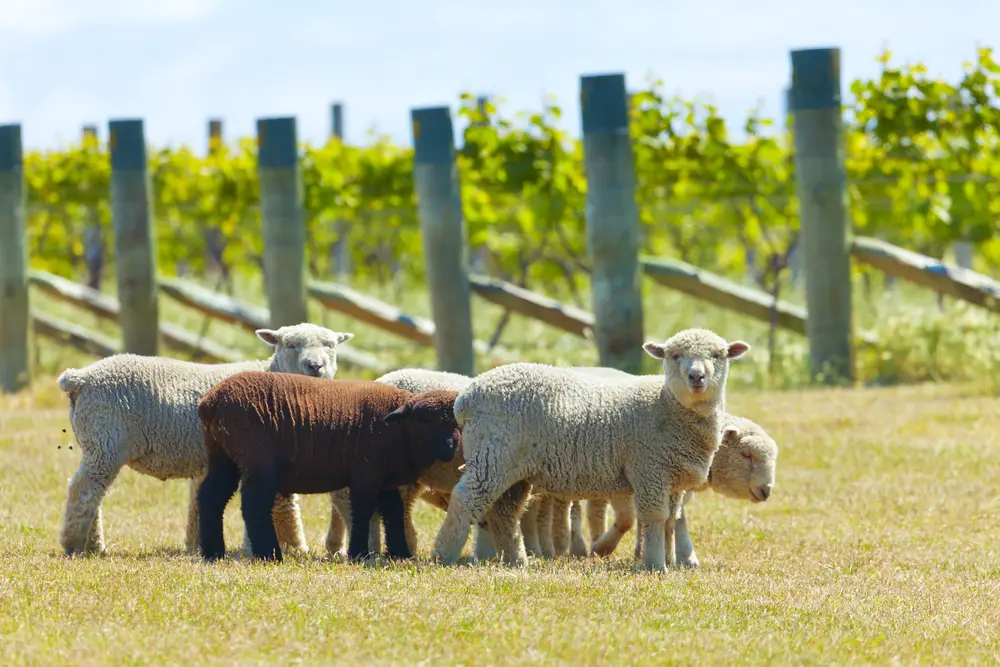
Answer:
[431, 328, 749, 572]
[55, 323, 354, 557]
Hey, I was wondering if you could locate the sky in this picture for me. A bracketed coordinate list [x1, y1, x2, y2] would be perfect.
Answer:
[1, 0, 998, 153]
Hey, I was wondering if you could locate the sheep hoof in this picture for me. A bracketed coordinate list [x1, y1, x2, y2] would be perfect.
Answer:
[679, 556, 699, 569]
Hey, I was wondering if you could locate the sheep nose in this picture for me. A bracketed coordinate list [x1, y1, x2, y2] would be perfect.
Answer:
[759, 484, 772, 500]
[688, 369, 706, 383]
[305, 361, 323, 376]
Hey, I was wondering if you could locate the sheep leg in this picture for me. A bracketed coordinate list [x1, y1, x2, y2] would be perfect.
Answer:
[569, 501, 589, 558]
[519, 496, 543, 557]
[377, 488, 411, 559]
[85, 506, 105, 555]
[674, 501, 698, 569]
[60, 454, 122, 556]
[486, 481, 531, 567]
[271, 493, 309, 554]
[186, 475, 202, 555]
[346, 485, 380, 562]
[662, 491, 685, 570]
[431, 463, 524, 565]
[586, 499, 608, 549]
[240, 473, 282, 563]
[473, 522, 498, 561]
[592, 496, 636, 558]
[634, 484, 673, 572]
[398, 483, 423, 557]
[329, 488, 383, 557]
[325, 490, 350, 558]
[551, 497, 571, 556]
[197, 455, 241, 562]
[536, 495, 555, 558]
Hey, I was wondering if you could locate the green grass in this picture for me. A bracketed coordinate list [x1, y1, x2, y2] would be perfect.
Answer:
[4, 268, 1000, 663]
[2, 379, 999, 664]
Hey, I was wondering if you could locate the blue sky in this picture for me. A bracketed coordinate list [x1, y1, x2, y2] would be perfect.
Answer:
[2, 0, 998, 153]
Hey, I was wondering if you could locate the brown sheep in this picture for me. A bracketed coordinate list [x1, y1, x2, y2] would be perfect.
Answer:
[195, 371, 460, 563]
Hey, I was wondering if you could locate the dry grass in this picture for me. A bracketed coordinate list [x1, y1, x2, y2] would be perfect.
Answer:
[2, 377, 999, 665]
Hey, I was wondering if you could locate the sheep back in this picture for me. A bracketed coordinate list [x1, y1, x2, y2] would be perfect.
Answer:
[198, 371, 458, 495]
[454, 362, 721, 499]
[59, 353, 269, 479]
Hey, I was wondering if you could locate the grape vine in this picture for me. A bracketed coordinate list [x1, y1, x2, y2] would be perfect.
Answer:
[22, 47, 1000, 297]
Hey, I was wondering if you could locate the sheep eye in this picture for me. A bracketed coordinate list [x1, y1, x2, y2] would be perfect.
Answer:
[670, 352, 681, 361]
[741, 450, 754, 461]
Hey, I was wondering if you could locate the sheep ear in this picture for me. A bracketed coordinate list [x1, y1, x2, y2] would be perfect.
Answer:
[722, 426, 741, 446]
[330, 332, 354, 346]
[726, 341, 750, 359]
[384, 403, 411, 423]
[642, 341, 667, 360]
[255, 329, 282, 347]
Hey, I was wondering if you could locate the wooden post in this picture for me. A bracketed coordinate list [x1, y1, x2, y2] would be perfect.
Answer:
[579, 73, 644, 373]
[475, 95, 489, 125]
[952, 241, 973, 270]
[0, 124, 30, 392]
[80, 125, 106, 290]
[330, 103, 344, 140]
[789, 47, 854, 384]
[327, 103, 351, 281]
[782, 86, 801, 288]
[208, 118, 223, 154]
[109, 118, 159, 356]
[256, 116, 307, 328]
[410, 106, 475, 376]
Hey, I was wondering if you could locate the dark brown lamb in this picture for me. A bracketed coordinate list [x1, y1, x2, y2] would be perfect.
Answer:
[195, 371, 460, 563]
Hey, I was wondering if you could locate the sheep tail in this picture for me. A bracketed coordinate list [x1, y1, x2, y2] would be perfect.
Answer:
[56, 368, 87, 394]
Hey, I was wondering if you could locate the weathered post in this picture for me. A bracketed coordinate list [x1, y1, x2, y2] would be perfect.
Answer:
[789, 47, 854, 384]
[952, 241, 973, 270]
[109, 118, 159, 355]
[208, 118, 223, 154]
[328, 103, 351, 281]
[0, 124, 30, 392]
[579, 73, 645, 373]
[330, 103, 344, 140]
[81, 125, 105, 290]
[410, 106, 475, 376]
[257, 116, 307, 328]
[782, 86, 802, 288]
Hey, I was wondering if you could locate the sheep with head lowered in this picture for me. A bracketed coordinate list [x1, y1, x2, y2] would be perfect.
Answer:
[196, 372, 460, 562]
[559, 413, 778, 566]
[431, 328, 750, 572]
[55, 323, 354, 557]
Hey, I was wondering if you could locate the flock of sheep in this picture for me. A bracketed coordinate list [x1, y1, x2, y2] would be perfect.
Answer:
[54, 321, 778, 573]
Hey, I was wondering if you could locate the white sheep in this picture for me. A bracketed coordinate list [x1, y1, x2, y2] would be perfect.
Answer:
[55, 323, 355, 557]
[430, 328, 750, 572]
[563, 413, 777, 566]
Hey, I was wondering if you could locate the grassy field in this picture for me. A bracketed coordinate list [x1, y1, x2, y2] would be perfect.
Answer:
[2, 378, 999, 664]
[3, 271, 1000, 664]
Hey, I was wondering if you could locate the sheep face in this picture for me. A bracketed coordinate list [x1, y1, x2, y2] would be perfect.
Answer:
[642, 328, 750, 407]
[709, 421, 777, 503]
[256, 324, 355, 379]
[384, 389, 461, 465]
